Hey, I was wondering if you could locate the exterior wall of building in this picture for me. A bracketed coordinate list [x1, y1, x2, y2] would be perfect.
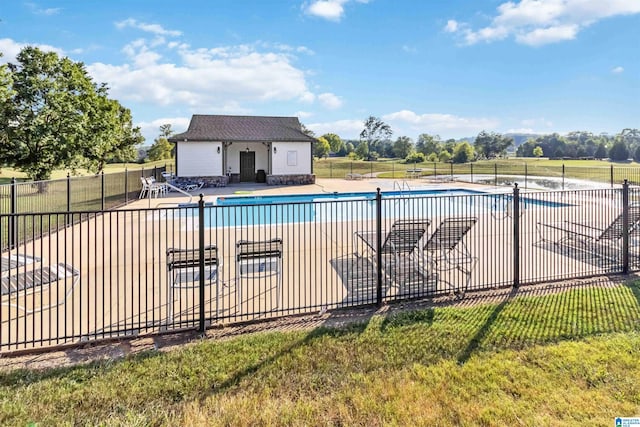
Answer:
[271, 141, 311, 175]
[177, 140, 312, 178]
[225, 142, 270, 175]
[176, 141, 223, 177]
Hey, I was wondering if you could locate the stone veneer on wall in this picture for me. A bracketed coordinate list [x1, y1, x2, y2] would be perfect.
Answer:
[171, 176, 229, 188]
[170, 174, 315, 187]
[266, 174, 315, 185]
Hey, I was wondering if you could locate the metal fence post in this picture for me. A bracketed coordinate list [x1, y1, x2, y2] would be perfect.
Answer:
[562, 164, 565, 190]
[470, 163, 473, 183]
[66, 172, 71, 216]
[124, 168, 129, 205]
[623, 179, 630, 274]
[101, 171, 105, 211]
[375, 188, 383, 307]
[513, 183, 520, 288]
[611, 165, 614, 188]
[350, 162, 353, 175]
[198, 194, 206, 332]
[494, 163, 498, 186]
[10, 177, 17, 249]
[433, 162, 436, 179]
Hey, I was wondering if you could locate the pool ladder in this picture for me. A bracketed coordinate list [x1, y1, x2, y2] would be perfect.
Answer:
[393, 180, 412, 203]
[394, 180, 411, 194]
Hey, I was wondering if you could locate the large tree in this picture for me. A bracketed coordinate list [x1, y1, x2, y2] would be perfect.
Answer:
[452, 141, 474, 163]
[321, 133, 344, 155]
[594, 143, 608, 159]
[609, 139, 630, 162]
[80, 93, 142, 172]
[619, 128, 640, 151]
[313, 136, 330, 158]
[415, 133, 441, 156]
[359, 116, 392, 159]
[392, 136, 413, 159]
[0, 46, 142, 180]
[0, 54, 12, 149]
[473, 131, 513, 159]
[147, 124, 174, 162]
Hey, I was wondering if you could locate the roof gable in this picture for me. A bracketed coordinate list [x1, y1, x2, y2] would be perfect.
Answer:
[169, 115, 316, 143]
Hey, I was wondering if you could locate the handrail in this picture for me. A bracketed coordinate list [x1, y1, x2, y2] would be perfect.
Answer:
[393, 180, 411, 193]
[164, 182, 194, 204]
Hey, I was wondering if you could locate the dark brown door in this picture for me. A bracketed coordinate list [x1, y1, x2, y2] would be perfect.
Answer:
[240, 151, 256, 182]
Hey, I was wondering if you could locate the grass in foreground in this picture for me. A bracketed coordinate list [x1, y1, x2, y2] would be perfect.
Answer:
[2, 283, 640, 425]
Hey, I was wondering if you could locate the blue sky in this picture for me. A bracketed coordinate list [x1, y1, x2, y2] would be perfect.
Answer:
[1, 0, 639, 143]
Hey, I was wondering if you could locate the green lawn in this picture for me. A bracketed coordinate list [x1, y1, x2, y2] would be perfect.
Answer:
[0, 160, 174, 184]
[3, 282, 640, 425]
[313, 157, 640, 183]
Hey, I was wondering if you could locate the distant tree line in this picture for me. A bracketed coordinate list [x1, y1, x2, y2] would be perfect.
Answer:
[516, 129, 640, 162]
[309, 116, 514, 164]
[308, 116, 640, 165]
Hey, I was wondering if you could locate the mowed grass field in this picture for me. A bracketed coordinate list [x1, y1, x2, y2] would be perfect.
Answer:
[2, 281, 640, 426]
[313, 157, 640, 182]
[0, 160, 174, 184]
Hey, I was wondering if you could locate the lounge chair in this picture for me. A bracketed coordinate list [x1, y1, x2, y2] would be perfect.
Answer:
[354, 220, 431, 287]
[536, 206, 640, 260]
[422, 217, 478, 295]
[166, 245, 220, 326]
[236, 238, 283, 311]
[164, 179, 204, 192]
[346, 173, 363, 180]
[1, 254, 80, 313]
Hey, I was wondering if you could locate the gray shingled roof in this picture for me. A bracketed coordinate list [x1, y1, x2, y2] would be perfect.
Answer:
[168, 115, 316, 143]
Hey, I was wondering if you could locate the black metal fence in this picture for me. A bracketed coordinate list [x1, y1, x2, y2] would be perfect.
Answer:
[0, 165, 171, 251]
[316, 160, 640, 188]
[1, 183, 639, 353]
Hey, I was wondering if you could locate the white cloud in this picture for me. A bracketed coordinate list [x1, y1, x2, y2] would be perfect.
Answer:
[87, 41, 317, 111]
[137, 117, 192, 140]
[444, 20, 459, 33]
[402, 45, 417, 53]
[521, 117, 553, 128]
[299, 91, 316, 103]
[506, 127, 538, 134]
[26, 2, 61, 15]
[305, 1, 346, 21]
[0, 38, 64, 63]
[612, 66, 624, 74]
[383, 110, 499, 135]
[115, 18, 182, 37]
[307, 119, 364, 138]
[304, 0, 369, 21]
[294, 111, 314, 118]
[515, 24, 579, 45]
[318, 92, 343, 109]
[448, 0, 640, 46]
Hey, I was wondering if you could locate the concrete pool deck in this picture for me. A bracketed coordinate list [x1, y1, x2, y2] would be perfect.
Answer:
[128, 178, 503, 210]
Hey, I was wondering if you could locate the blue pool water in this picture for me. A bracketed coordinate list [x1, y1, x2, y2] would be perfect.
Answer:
[214, 188, 482, 206]
[176, 189, 569, 228]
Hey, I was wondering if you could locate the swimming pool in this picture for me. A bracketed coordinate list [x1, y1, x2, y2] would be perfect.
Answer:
[173, 188, 570, 228]
[214, 188, 483, 205]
